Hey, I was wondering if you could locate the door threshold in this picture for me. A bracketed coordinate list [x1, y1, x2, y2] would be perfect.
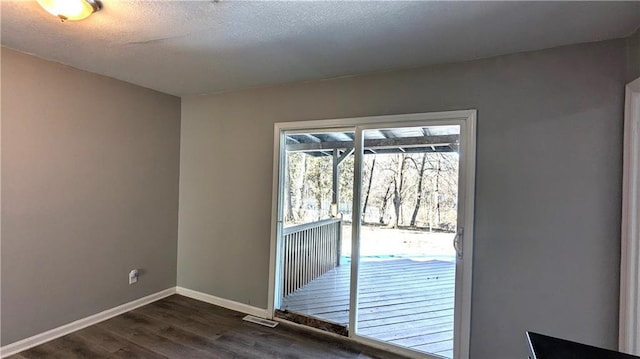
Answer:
[273, 316, 419, 359]
[274, 309, 348, 336]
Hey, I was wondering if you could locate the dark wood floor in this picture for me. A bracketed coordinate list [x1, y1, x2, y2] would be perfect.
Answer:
[9, 295, 411, 359]
[281, 259, 455, 358]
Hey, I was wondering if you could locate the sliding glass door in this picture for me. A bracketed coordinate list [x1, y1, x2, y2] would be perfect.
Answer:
[270, 111, 476, 359]
[352, 125, 461, 358]
[274, 129, 355, 332]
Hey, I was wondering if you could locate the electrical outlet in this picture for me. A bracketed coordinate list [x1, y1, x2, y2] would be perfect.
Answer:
[129, 269, 139, 285]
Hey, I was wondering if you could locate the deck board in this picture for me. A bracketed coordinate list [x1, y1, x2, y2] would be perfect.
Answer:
[281, 259, 455, 358]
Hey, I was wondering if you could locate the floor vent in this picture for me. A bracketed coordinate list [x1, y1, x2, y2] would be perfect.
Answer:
[243, 315, 279, 328]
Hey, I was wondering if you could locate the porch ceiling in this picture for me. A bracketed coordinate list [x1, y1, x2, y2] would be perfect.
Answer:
[285, 126, 460, 156]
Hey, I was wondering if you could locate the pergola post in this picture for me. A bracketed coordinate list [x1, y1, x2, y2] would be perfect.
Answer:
[332, 150, 339, 217]
[332, 149, 355, 217]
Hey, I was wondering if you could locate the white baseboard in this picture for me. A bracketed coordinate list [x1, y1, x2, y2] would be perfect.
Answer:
[1, 286, 269, 358]
[0, 287, 176, 358]
[176, 286, 269, 318]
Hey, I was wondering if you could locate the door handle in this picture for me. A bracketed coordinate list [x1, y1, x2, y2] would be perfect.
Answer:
[453, 228, 463, 258]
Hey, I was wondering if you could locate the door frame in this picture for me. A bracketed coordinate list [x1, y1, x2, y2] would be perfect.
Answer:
[267, 110, 477, 359]
[620, 77, 640, 355]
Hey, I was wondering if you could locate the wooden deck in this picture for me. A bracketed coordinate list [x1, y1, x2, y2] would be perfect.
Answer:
[281, 259, 456, 358]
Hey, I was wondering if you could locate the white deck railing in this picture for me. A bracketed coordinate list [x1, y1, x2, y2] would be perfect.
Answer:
[282, 218, 342, 297]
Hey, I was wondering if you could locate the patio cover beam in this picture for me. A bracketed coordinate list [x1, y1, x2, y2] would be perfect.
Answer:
[286, 134, 459, 152]
[337, 148, 355, 165]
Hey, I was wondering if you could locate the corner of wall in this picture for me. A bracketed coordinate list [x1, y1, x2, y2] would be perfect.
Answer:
[626, 27, 640, 82]
[1, 48, 182, 346]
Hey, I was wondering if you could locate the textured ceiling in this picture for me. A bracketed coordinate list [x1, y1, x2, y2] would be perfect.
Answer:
[2, 1, 639, 96]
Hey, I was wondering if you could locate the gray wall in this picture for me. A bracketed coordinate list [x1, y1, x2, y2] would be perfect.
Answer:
[1, 48, 181, 345]
[628, 28, 640, 81]
[179, 38, 628, 358]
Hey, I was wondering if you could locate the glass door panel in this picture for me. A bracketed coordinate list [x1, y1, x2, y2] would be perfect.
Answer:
[355, 125, 461, 358]
[276, 129, 355, 332]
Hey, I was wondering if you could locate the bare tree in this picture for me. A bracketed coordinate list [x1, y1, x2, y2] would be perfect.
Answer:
[409, 153, 427, 227]
[315, 171, 322, 220]
[391, 153, 407, 228]
[433, 154, 441, 227]
[361, 156, 376, 223]
[422, 152, 458, 230]
[296, 155, 308, 221]
[306, 156, 332, 221]
[379, 184, 392, 224]
[285, 155, 295, 222]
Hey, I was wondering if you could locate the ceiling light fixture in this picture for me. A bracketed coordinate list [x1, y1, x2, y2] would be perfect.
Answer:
[36, 0, 102, 22]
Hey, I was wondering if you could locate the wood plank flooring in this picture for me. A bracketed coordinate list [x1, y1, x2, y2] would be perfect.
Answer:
[281, 259, 455, 358]
[9, 295, 408, 359]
